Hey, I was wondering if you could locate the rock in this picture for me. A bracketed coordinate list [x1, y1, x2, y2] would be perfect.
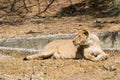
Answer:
[23, 57, 29, 61]
[55, 65, 59, 69]
[40, 63, 45, 66]
[30, 72, 46, 80]
[0, 76, 5, 80]
[0, 78, 5, 80]
[40, 63, 46, 69]
[103, 65, 116, 71]
[0, 55, 12, 60]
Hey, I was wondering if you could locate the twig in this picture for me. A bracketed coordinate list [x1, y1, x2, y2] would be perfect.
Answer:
[11, 0, 17, 12]
[41, 0, 55, 13]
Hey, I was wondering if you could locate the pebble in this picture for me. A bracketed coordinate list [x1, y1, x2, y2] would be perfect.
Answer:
[40, 63, 45, 66]
[103, 65, 116, 71]
[0, 76, 5, 80]
[0, 77, 5, 80]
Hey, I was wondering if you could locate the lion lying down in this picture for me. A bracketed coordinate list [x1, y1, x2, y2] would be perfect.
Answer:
[23, 29, 86, 60]
[23, 29, 108, 61]
[74, 30, 108, 61]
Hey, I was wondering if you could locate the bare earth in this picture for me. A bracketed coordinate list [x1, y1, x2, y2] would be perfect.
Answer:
[0, 52, 120, 80]
[0, 16, 120, 80]
[0, 16, 120, 38]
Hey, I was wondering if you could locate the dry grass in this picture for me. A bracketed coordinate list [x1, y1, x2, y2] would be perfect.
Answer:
[0, 52, 120, 80]
[0, 16, 119, 38]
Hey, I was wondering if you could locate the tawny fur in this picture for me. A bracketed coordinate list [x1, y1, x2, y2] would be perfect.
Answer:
[23, 29, 87, 60]
[74, 31, 108, 61]
[24, 29, 108, 61]
[84, 34, 108, 61]
[24, 39, 78, 60]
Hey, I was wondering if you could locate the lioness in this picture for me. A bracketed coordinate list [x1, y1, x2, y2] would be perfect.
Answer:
[23, 29, 107, 61]
[23, 29, 87, 60]
[74, 30, 108, 61]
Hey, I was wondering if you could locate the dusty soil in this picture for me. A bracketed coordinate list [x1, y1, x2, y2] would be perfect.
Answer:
[0, 52, 120, 80]
[0, 16, 120, 38]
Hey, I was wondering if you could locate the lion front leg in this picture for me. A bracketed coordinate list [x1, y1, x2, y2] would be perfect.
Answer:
[95, 51, 108, 61]
[84, 53, 99, 62]
[84, 49, 108, 61]
[84, 50, 100, 61]
[23, 50, 55, 60]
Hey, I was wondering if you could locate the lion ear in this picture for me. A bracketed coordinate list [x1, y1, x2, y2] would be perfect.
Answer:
[83, 29, 89, 37]
[74, 28, 81, 34]
[74, 28, 89, 36]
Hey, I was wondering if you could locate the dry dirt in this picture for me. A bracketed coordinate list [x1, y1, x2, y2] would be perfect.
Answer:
[0, 52, 120, 80]
[0, 11, 120, 80]
[0, 16, 120, 38]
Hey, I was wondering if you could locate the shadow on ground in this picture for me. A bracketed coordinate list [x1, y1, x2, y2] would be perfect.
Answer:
[55, 1, 120, 18]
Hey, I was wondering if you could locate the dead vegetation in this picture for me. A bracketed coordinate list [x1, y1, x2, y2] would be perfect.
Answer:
[0, 52, 120, 80]
[0, 0, 120, 20]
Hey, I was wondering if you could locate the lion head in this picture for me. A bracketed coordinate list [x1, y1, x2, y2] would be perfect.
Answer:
[73, 29, 89, 45]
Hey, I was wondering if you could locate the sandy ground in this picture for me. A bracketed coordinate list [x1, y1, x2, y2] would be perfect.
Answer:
[0, 12, 120, 80]
[0, 52, 120, 80]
